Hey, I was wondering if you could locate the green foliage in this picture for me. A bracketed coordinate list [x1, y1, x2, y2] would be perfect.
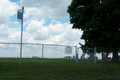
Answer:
[67, 0, 120, 48]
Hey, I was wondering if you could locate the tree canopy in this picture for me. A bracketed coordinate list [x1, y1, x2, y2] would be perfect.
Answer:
[67, 0, 120, 62]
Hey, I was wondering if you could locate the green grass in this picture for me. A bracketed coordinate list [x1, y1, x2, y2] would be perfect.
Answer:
[0, 58, 120, 80]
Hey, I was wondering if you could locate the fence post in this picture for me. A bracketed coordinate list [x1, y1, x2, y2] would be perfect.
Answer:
[42, 44, 44, 63]
[94, 47, 97, 63]
[75, 46, 78, 63]
[77, 47, 79, 63]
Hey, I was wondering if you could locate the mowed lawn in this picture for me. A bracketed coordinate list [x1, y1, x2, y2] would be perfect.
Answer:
[0, 58, 120, 80]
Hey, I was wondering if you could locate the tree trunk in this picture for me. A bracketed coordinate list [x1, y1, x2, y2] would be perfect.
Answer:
[111, 48, 119, 62]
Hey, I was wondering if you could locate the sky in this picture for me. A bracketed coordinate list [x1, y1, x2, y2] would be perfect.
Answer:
[0, 0, 103, 59]
[0, 0, 83, 45]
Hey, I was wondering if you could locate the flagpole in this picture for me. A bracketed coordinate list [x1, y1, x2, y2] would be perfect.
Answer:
[20, 6, 24, 64]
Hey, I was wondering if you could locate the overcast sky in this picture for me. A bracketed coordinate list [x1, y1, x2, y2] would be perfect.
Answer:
[0, 0, 85, 58]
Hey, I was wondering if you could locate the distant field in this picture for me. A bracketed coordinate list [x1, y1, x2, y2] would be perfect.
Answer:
[0, 58, 120, 80]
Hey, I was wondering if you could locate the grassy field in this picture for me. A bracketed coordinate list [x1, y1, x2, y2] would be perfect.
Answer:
[0, 58, 120, 80]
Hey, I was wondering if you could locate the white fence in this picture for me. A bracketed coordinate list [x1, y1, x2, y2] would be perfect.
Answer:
[0, 43, 77, 63]
[1, 42, 105, 63]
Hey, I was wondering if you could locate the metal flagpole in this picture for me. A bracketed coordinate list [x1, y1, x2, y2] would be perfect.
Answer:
[17, 6, 24, 64]
[20, 6, 24, 64]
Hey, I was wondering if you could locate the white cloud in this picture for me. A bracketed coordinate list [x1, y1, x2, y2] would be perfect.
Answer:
[0, 24, 21, 43]
[26, 20, 45, 33]
[0, 0, 20, 24]
[0, 24, 9, 38]
[48, 20, 64, 33]
[24, 19, 83, 45]
[20, 0, 71, 19]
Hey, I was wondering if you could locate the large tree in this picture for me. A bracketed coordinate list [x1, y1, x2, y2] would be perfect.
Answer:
[67, 0, 120, 62]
